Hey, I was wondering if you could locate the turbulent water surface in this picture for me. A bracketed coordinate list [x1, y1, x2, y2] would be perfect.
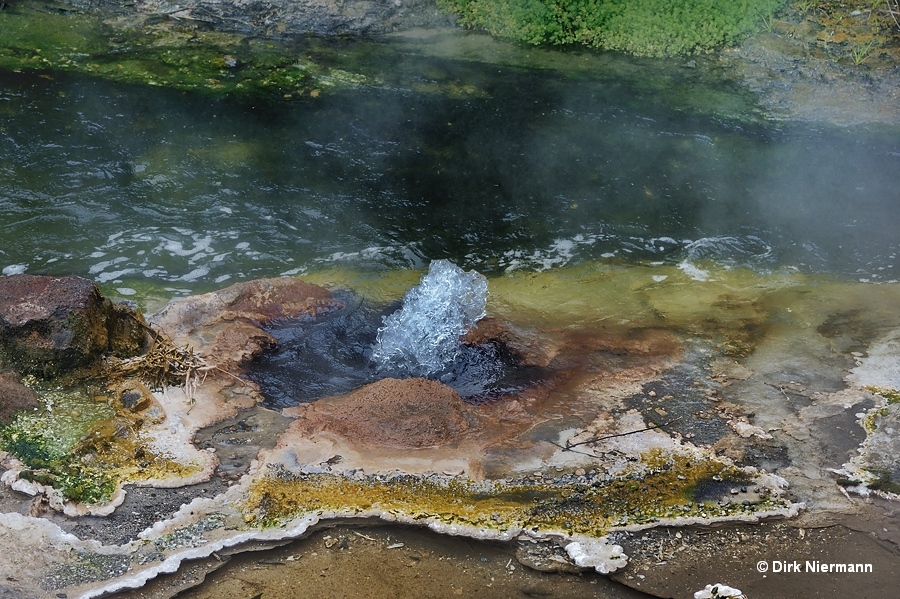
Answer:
[2, 31, 899, 305]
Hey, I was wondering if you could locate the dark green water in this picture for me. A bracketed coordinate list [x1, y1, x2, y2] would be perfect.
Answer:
[2, 30, 899, 306]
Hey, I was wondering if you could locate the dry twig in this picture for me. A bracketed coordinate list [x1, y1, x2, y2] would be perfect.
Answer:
[563, 417, 682, 450]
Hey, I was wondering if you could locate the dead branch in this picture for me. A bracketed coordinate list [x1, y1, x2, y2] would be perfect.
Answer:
[562, 417, 683, 451]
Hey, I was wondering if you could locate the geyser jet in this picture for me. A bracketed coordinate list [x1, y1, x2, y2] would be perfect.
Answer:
[371, 260, 488, 376]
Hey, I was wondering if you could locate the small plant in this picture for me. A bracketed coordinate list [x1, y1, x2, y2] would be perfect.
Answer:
[851, 39, 877, 63]
[793, 0, 819, 15]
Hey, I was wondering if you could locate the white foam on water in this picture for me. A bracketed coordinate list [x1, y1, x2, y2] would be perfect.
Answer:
[178, 267, 211, 282]
[316, 245, 424, 269]
[678, 259, 711, 281]
[502, 234, 604, 272]
[161, 235, 213, 257]
[89, 256, 129, 275]
[1, 264, 27, 275]
[96, 269, 136, 283]
[682, 235, 773, 264]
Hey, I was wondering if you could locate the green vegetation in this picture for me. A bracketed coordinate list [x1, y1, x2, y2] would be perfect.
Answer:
[0, 384, 118, 503]
[0, 378, 200, 504]
[0, 3, 361, 99]
[440, 0, 786, 56]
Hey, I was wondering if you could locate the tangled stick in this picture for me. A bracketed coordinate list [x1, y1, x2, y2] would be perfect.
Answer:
[102, 317, 251, 407]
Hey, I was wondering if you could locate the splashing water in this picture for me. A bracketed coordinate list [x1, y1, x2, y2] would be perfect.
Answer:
[372, 260, 488, 376]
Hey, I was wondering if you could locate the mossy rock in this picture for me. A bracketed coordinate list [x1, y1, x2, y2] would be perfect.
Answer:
[0, 274, 148, 378]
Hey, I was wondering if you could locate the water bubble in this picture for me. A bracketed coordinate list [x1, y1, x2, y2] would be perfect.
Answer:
[371, 260, 488, 377]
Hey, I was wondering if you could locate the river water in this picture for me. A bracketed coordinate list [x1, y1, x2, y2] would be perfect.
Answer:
[2, 30, 899, 308]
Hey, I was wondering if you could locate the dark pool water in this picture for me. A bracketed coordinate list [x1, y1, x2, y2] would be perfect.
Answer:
[248, 290, 540, 408]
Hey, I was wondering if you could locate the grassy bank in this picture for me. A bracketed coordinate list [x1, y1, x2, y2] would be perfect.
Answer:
[439, 0, 787, 56]
[439, 0, 900, 59]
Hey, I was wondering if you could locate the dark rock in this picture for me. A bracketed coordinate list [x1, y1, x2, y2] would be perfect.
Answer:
[0, 274, 148, 377]
[64, 0, 456, 38]
[0, 370, 40, 423]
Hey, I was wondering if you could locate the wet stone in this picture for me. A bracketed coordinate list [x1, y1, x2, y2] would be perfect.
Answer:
[0, 274, 147, 376]
[629, 359, 732, 445]
[0, 370, 39, 423]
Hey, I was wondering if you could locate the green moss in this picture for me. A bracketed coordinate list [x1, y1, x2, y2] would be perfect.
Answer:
[440, 0, 786, 56]
[0, 4, 359, 99]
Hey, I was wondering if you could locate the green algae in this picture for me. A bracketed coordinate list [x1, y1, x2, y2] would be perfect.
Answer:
[243, 450, 784, 534]
[0, 377, 201, 504]
[0, 3, 368, 100]
[0, 381, 118, 503]
[866, 386, 900, 405]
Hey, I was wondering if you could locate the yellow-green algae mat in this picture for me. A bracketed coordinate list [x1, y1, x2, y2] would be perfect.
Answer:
[3, 262, 900, 598]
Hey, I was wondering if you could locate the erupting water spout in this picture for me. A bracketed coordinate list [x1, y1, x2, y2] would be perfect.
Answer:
[371, 260, 488, 377]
